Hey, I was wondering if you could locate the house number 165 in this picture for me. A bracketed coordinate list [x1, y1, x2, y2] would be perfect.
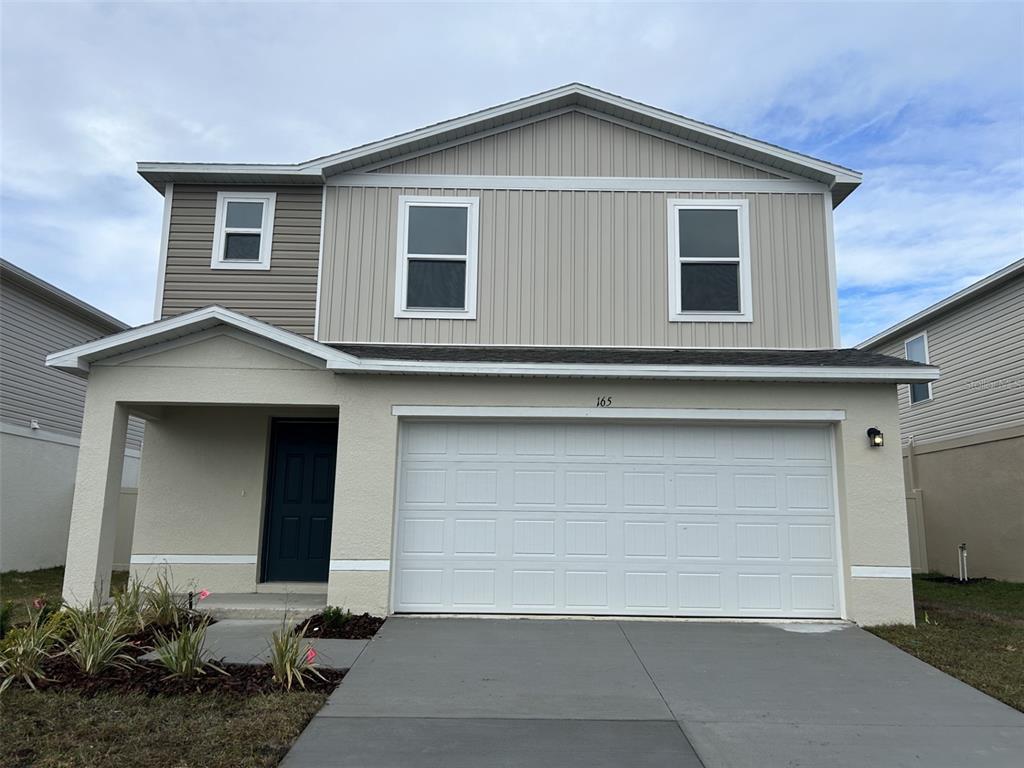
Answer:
[595, 396, 613, 407]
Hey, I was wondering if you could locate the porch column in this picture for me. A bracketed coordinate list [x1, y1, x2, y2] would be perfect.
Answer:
[62, 395, 129, 607]
[328, 402, 397, 615]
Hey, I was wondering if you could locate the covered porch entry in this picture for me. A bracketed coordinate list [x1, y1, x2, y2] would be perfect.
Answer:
[50, 312, 354, 607]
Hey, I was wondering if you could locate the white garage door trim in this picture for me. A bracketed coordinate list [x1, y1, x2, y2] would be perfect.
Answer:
[390, 415, 847, 619]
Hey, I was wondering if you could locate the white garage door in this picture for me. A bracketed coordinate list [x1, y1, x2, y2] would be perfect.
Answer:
[393, 421, 841, 618]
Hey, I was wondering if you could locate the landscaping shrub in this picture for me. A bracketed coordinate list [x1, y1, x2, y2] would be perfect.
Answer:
[152, 617, 225, 681]
[143, 573, 190, 628]
[268, 622, 324, 691]
[112, 577, 149, 634]
[0, 605, 63, 692]
[320, 605, 353, 631]
[61, 604, 134, 676]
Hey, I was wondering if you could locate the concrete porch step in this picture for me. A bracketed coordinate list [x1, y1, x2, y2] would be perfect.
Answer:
[197, 592, 327, 621]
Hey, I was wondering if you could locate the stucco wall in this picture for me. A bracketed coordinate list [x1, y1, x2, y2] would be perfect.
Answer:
[72, 330, 914, 624]
[904, 433, 1023, 581]
[0, 428, 138, 572]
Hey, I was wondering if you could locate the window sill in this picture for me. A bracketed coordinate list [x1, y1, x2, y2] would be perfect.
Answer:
[395, 309, 478, 320]
[669, 312, 754, 323]
[211, 260, 272, 271]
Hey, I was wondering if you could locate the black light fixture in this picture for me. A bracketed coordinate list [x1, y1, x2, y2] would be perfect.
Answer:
[866, 427, 884, 448]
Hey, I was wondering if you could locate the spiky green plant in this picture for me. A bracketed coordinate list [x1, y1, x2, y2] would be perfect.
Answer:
[267, 621, 324, 690]
[61, 604, 134, 676]
[151, 617, 224, 681]
[143, 573, 189, 629]
[0, 605, 63, 692]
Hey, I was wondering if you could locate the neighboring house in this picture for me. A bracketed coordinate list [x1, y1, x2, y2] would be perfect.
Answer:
[859, 259, 1023, 582]
[0, 259, 144, 572]
[48, 84, 937, 625]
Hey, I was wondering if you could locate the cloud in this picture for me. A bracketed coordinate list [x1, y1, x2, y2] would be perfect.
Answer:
[1, 1, 1021, 338]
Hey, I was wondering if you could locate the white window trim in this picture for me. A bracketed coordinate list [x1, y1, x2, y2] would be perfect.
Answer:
[667, 198, 753, 323]
[394, 195, 479, 320]
[211, 191, 276, 270]
[904, 331, 933, 404]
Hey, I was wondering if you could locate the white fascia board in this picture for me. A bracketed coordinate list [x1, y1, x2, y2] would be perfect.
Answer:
[136, 161, 319, 177]
[327, 174, 827, 194]
[45, 305, 361, 375]
[857, 258, 1024, 349]
[310, 84, 862, 184]
[392, 405, 847, 422]
[329, 357, 941, 383]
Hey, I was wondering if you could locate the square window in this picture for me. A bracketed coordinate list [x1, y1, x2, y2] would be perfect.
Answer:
[224, 232, 261, 261]
[678, 209, 739, 261]
[211, 192, 275, 270]
[408, 206, 468, 255]
[406, 259, 467, 309]
[225, 201, 265, 229]
[680, 262, 740, 312]
[395, 197, 479, 318]
[668, 200, 751, 322]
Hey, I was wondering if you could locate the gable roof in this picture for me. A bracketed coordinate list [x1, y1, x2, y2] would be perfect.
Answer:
[138, 83, 862, 205]
[0, 258, 128, 332]
[857, 258, 1024, 349]
[48, 305, 937, 383]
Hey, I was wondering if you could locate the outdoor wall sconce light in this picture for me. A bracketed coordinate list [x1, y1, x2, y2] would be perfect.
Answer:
[866, 427, 884, 448]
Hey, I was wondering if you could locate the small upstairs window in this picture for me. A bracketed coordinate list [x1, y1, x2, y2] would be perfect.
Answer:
[211, 191, 276, 270]
[394, 196, 479, 319]
[667, 199, 752, 322]
[904, 333, 932, 404]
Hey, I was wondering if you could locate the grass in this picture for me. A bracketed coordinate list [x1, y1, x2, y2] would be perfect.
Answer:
[1, 567, 127, 626]
[869, 574, 1024, 712]
[0, 688, 327, 767]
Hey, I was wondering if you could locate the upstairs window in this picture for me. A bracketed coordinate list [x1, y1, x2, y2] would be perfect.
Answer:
[904, 333, 932, 404]
[667, 199, 752, 322]
[394, 196, 479, 319]
[211, 191, 276, 270]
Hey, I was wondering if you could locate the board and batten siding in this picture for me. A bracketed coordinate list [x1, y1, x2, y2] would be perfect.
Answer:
[160, 185, 322, 336]
[876, 275, 1024, 445]
[370, 110, 786, 179]
[0, 277, 144, 449]
[318, 186, 833, 348]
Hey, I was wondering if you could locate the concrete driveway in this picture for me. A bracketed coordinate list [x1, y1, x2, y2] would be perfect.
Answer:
[282, 617, 1024, 768]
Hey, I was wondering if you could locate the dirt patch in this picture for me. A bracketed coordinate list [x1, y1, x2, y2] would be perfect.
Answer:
[298, 612, 385, 639]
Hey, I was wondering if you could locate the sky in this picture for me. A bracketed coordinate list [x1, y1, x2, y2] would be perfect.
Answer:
[2, 1, 1021, 346]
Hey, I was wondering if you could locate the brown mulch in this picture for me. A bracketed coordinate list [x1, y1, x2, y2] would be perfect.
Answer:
[24, 654, 344, 697]
[298, 612, 385, 639]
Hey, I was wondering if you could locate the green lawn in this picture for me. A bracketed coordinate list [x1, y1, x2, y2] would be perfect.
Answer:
[0, 688, 327, 767]
[869, 574, 1024, 712]
[1, 566, 127, 626]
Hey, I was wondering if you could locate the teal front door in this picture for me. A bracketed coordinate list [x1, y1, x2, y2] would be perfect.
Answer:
[262, 420, 337, 582]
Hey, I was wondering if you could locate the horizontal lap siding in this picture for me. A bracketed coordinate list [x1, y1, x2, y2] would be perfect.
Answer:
[319, 187, 831, 348]
[877, 276, 1024, 444]
[0, 280, 144, 448]
[161, 185, 322, 336]
[370, 111, 784, 179]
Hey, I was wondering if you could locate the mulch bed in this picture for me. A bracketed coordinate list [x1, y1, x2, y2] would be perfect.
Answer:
[297, 612, 385, 639]
[25, 655, 344, 697]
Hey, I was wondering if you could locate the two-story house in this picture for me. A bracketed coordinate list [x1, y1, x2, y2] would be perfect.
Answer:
[49, 85, 936, 624]
[859, 259, 1023, 582]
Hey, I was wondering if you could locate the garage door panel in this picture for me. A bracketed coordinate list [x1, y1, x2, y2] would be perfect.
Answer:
[395, 422, 840, 617]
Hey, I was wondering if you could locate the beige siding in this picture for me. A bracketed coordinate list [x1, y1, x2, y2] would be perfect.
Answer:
[319, 186, 833, 347]
[370, 110, 785, 179]
[0, 277, 144, 449]
[877, 276, 1024, 444]
[161, 185, 322, 336]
